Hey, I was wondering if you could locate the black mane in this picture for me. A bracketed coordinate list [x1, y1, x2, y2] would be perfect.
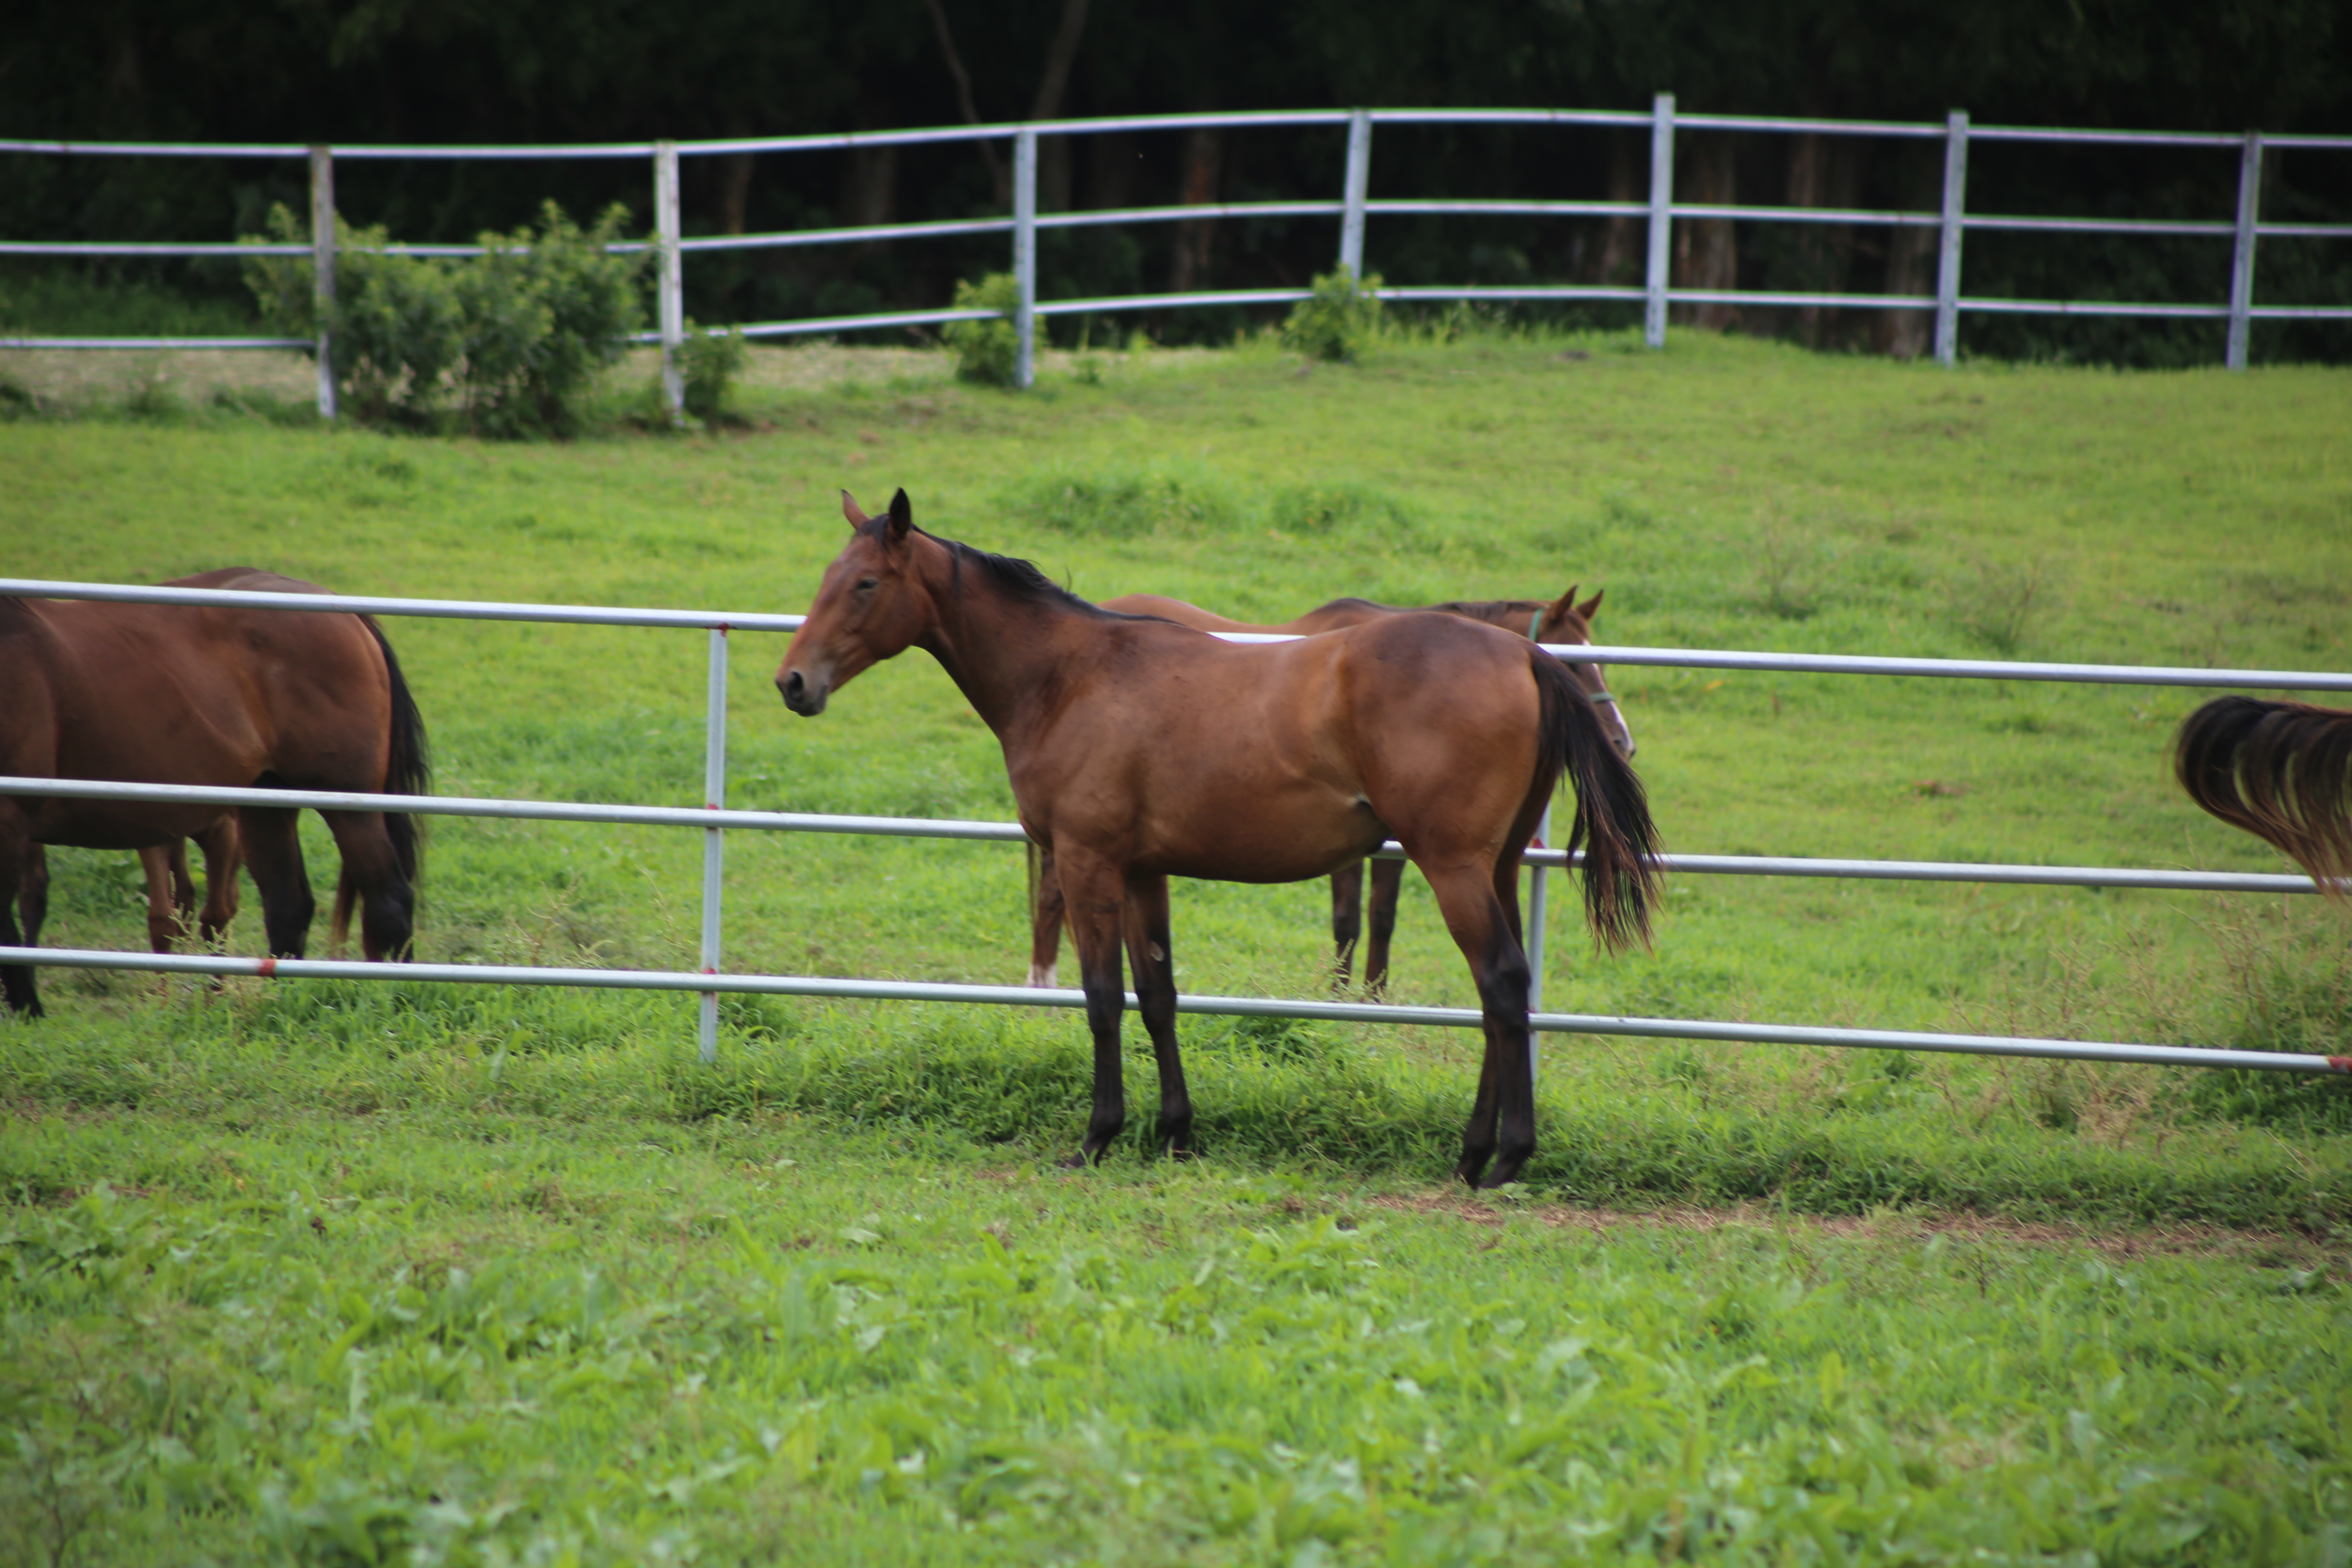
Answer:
[918, 528, 1109, 615]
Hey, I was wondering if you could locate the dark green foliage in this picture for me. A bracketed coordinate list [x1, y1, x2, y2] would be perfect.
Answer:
[682, 322, 749, 421]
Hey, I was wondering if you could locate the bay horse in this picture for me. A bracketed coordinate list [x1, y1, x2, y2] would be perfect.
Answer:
[0, 569, 429, 1017]
[2176, 696, 2352, 899]
[1027, 587, 1634, 992]
[780, 491, 1659, 1188]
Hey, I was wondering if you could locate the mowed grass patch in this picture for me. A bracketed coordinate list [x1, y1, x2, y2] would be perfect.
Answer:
[4, 330, 2351, 1560]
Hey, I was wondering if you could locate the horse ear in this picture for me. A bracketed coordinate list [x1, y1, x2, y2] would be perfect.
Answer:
[886, 488, 913, 543]
[842, 490, 869, 528]
[1547, 585, 1579, 623]
[1577, 588, 1604, 622]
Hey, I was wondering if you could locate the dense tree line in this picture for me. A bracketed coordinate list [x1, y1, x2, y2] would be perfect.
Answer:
[5, 0, 2348, 362]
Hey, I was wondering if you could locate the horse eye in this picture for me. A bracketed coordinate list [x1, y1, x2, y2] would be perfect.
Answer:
[856, 577, 878, 591]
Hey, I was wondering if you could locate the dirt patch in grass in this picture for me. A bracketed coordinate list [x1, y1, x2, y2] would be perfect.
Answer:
[1371, 1189, 2350, 1272]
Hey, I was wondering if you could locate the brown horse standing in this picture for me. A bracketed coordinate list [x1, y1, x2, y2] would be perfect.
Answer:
[780, 492, 1659, 1187]
[2176, 696, 2352, 899]
[0, 569, 428, 1016]
[1027, 587, 1634, 991]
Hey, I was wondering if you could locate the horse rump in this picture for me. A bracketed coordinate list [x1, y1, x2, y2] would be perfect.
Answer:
[2175, 695, 2352, 899]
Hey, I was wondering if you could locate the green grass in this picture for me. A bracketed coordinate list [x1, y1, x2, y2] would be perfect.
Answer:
[4, 328, 2351, 1562]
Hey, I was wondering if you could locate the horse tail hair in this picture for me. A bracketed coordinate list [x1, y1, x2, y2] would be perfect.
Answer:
[332, 615, 432, 952]
[2175, 695, 2352, 900]
[1531, 649, 1660, 952]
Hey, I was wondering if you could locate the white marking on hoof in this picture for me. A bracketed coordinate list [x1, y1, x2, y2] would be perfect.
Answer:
[1027, 962, 1058, 989]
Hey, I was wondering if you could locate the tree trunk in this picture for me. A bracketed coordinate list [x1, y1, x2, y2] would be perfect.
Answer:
[1673, 135, 1739, 330]
[1089, 131, 1138, 212]
[838, 144, 898, 243]
[1593, 133, 1643, 286]
[1879, 149, 1937, 359]
[1029, 0, 1091, 211]
[1170, 127, 1223, 293]
[719, 152, 753, 236]
[1786, 132, 1862, 346]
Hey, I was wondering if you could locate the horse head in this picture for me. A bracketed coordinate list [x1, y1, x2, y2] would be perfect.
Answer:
[1533, 585, 1635, 760]
[779, 488, 931, 717]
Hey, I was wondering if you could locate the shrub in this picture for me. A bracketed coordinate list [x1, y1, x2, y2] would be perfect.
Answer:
[942, 273, 1020, 387]
[1001, 460, 1241, 538]
[681, 322, 748, 421]
[243, 202, 646, 437]
[1281, 266, 1383, 363]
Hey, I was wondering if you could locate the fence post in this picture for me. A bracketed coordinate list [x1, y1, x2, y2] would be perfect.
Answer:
[655, 140, 685, 422]
[698, 626, 728, 1065]
[1339, 109, 1372, 275]
[2227, 131, 2263, 372]
[309, 146, 336, 420]
[1524, 802, 1552, 1080]
[1014, 128, 1038, 390]
[1934, 110, 1969, 367]
[1645, 93, 1675, 349]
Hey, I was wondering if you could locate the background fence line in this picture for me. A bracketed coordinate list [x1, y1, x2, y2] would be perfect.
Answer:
[7, 100, 2350, 411]
[1, 577, 2343, 1076]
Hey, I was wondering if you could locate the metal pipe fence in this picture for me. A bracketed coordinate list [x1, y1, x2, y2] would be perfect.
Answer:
[1, 577, 2345, 1080]
[6, 100, 2350, 411]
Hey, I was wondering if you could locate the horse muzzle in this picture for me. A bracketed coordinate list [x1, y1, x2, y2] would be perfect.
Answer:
[779, 668, 829, 717]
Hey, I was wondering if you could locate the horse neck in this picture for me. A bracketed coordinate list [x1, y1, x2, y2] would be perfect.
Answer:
[908, 537, 1096, 735]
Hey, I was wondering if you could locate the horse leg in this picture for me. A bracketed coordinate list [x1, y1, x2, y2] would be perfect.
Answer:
[321, 811, 416, 960]
[1421, 862, 1536, 1189]
[1056, 846, 1129, 1167]
[19, 842, 49, 949]
[140, 844, 187, 952]
[1364, 856, 1406, 998]
[1123, 872, 1193, 1157]
[194, 820, 241, 945]
[238, 806, 316, 958]
[1328, 860, 1364, 990]
[0, 828, 41, 1017]
[1028, 843, 1065, 988]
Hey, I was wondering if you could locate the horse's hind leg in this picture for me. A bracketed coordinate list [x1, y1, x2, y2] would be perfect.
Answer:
[0, 828, 42, 1017]
[18, 843, 49, 949]
[139, 844, 188, 952]
[239, 806, 317, 958]
[194, 820, 241, 945]
[1123, 872, 1193, 1158]
[322, 811, 415, 960]
[1420, 860, 1535, 1189]
[1056, 844, 1130, 1167]
[1364, 856, 1406, 997]
[1330, 860, 1364, 989]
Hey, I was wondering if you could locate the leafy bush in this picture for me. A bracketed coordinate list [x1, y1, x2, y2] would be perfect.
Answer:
[1001, 460, 1241, 538]
[681, 321, 748, 421]
[244, 202, 646, 437]
[1281, 266, 1384, 363]
[942, 272, 1020, 387]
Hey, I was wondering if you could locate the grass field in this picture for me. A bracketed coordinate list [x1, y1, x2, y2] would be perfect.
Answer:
[3, 329, 2350, 1563]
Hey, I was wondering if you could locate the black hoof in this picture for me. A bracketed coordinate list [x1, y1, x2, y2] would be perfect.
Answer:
[1477, 1148, 1534, 1190]
[1060, 1152, 1091, 1170]
[1455, 1152, 1491, 1189]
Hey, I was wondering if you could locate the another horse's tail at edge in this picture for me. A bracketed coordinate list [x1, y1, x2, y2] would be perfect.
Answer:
[1530, 650, 1660, 952]
[334, 615, 433, 948]
[2175, 695, 2352, 902]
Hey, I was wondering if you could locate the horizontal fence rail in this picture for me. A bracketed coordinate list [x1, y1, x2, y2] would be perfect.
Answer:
[2, 577, 2344, 1078]
[0, 777, 2320, 898]
[7, 104, 2349, 406]
[6, 947, 2344, 1078]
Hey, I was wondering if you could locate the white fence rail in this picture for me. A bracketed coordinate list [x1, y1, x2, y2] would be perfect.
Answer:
[1, 577, 2346, 1080]
[6, 100, 2350, 413]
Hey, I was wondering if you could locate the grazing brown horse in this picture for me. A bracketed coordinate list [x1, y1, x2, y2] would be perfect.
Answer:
[1027, 587, 1633, 992]
[2176, 696, 2352, 899]
[0, 569, 428, 1016]
[780, 491, 1659, 1187]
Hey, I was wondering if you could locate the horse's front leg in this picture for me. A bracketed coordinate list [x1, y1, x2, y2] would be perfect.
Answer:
[1056, 846, 1129, 1167]
[1422, 862, 1536, 1188]
[1124, 872, 1192, 1157]
[0, 826, 43, 1017]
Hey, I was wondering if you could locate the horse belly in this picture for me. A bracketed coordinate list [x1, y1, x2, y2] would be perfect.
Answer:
[1136, 781, 1386, 885]
[29, 800, 224, 852]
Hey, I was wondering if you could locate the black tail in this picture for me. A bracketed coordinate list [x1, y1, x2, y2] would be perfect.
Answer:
[333, 616, 432, 948]
[2176, 695, 2352, 900]
[1531, 650, 1660, 951]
